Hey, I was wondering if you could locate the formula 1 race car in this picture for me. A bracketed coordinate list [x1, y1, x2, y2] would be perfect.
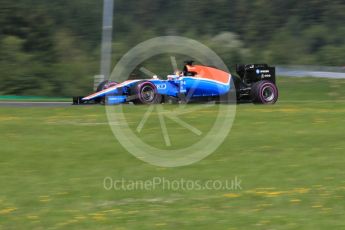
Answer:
[73, 61, 278, 105]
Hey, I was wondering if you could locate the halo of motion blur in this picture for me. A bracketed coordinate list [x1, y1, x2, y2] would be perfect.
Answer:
[106, 36, 236, 167]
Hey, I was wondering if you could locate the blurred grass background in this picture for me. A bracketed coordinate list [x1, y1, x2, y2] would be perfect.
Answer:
[0, 77, 344, 229]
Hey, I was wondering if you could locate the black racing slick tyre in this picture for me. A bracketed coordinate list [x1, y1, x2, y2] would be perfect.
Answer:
[96, 80, 109, 92]
[95, 80, 118, 104]
[251, 80, 278, 104]
[96, 80, 119, 92]
[132, 81, 162, 104]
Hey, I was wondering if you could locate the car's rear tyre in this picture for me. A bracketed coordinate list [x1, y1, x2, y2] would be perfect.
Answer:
[132, 81, 162, 104]
[251, 80, 278, 104]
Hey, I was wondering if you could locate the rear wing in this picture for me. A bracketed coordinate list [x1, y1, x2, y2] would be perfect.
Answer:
[236, 64, 276, 84]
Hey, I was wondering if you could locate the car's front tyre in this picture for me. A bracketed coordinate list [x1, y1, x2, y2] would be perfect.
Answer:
[95, 80, 118, 104]
[132, 81, 162, 104]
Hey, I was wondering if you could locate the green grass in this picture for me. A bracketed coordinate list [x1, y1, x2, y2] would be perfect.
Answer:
[0, 77, 345, 229]
[0, 95, 70, 102]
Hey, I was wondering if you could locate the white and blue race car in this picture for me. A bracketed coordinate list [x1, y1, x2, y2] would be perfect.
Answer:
[73, 61, 278, 105]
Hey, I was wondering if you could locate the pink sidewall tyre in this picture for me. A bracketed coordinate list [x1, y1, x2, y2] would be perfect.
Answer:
[251, 80, 278, 104]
